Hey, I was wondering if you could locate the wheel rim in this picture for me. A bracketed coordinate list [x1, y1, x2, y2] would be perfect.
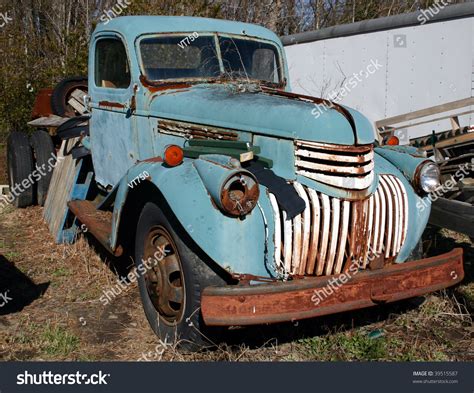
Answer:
[143, 226, 185, 325]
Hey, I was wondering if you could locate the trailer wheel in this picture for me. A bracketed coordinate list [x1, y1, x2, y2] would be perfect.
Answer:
[51, 76, 88, 117]
[6, 132, 35, 208]
[30, 130, 56, 206]
[135, 202, 224, 351]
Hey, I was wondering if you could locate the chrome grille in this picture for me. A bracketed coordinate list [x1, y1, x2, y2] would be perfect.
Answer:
[295, 140, 374, 190]
[269, 175, 408, 276]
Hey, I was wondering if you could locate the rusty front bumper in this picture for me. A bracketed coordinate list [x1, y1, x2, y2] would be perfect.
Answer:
[201, 248, 464, 326]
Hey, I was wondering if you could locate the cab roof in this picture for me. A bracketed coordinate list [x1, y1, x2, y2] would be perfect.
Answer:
[94, 16, 281, 45]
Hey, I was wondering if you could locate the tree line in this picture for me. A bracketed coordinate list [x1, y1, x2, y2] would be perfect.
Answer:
[0, 0, 466, 141]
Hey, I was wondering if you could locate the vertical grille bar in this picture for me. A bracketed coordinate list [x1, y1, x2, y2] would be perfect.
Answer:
[317, 194, 331, 276]
[306, 189, 321, 275]
[394, 177, 409, 247]
[291, 207, 302, 274]
[294, 183, 311, 275]
[269, 174, 408, 278]
[379, 177, 394, 258]
[325, 198, 340, 275]
[283, 211, 292, 273]
[268, 194, 283, 272]
[334, 200, 351, 274]
[363, 195, 375, 268]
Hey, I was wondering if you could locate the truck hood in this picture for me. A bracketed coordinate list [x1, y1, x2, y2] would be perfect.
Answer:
[145, 84, 375, 145]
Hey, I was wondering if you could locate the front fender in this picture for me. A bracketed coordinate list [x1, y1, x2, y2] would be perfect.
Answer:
[110, 159, 277, 277]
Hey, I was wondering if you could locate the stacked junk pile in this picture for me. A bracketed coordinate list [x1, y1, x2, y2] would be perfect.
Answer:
[377, 97, 474, 240]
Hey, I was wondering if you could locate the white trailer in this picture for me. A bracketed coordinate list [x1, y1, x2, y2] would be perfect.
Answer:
[282, 2, 474, 141]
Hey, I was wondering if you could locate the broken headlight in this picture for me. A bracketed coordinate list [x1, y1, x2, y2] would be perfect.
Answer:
[220, 172, 260, 217]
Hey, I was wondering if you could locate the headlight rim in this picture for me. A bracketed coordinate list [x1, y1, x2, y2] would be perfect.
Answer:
[414, 160, 441, 194]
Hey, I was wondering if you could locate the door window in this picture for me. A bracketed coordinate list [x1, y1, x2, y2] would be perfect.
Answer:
[95, 38, 131, 89]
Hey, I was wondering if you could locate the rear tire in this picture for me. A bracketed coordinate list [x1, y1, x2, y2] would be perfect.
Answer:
[51, 76, 88, 117]
[134, 202, 224, 351]
[6, 132, 35, 208]
[30, 130, 56, 206]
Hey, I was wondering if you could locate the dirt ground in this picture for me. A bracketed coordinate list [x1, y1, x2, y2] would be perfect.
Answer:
[0, 204, 473, 361]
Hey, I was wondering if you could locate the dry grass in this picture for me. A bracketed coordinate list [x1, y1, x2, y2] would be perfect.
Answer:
[0, 205, 472, 361]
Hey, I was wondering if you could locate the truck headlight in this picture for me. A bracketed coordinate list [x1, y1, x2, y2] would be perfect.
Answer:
[220, 172, 260, 216]
[415, 161, 441, 193]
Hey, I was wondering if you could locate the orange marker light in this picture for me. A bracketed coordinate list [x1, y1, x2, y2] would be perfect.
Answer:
[164, 145, 184, 167]
[386, 135, 400, 146]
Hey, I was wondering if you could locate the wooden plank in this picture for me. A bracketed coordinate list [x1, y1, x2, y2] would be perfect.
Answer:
[450, 116, 461, 132]
[410, 126, 470, 146]
[27, 115, 69, 128]
[382, 109, 474, 131]
[68, 89, 87, 114]
[43, 138, 81, 242]
[375, 97, 474, 128]
[70, 89, 87, 103]
[419, 132, 474, 151]
[429, 198, 474, 238]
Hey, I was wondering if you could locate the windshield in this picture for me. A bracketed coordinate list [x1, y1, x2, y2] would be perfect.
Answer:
[139, 34, 283, 86]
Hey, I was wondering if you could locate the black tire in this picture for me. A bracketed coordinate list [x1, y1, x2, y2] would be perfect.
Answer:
[51, 76, 88, 117]
[30, 130, 56, 206]
[6, 132, 35, 208]
[135, 202, 224, 351]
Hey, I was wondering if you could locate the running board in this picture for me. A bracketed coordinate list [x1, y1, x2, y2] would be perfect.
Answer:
[67, 200, 123, 256]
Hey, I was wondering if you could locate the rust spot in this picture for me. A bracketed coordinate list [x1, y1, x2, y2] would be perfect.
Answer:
[262, 86, 358, 137]
[158, 119, 239, 141]
[98, 101, 125, 109]
[31, 88, 54, 119]
[142, 156, 163, 163]
[201, 248, 464, 326]
[220, 174, 260, 217]
[67, 200, 123, 257]
[343, 199, 370, 273]
[139, 74, 192, 93]
[221, 180, 260, 216]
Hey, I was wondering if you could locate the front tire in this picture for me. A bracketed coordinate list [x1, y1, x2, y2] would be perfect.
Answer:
[135, 202, 223, 350]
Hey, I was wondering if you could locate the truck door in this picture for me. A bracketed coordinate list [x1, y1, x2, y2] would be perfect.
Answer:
[88, 34, 137, 188]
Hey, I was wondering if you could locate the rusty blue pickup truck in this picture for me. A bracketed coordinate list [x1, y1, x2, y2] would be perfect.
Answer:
[6, 16, 464, 349]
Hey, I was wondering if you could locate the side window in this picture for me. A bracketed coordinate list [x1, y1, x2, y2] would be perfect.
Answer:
[95, 38, 131, 89]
